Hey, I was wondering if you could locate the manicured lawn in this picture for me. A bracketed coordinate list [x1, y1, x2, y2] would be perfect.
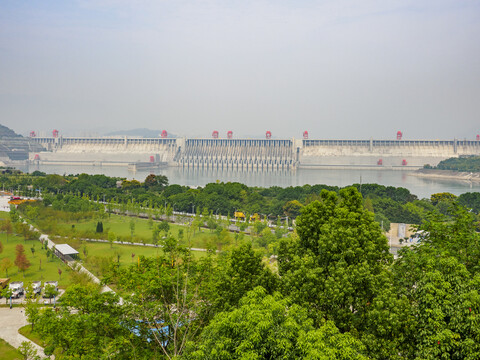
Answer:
[61, 239, 207, 275]
[0, 338, 21, 360]
[54, 213, 253, 250]
[0, 231, 72, 288]
[78, 241, 167, 267]
[18, 325, 45, 347]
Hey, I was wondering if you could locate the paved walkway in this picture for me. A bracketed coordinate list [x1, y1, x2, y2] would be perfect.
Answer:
[0, 307, 47, 357]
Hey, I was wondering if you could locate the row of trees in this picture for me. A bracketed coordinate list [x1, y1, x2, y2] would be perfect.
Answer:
[29, 187, 480, 359]
[4, 172, 480, 227]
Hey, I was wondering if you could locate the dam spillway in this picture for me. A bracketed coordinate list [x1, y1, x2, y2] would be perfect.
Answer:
[29, 136, 480, 170]
[179, 139, 295, 171]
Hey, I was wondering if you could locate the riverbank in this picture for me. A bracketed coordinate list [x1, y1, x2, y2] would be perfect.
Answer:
[410, 169, 480, 182]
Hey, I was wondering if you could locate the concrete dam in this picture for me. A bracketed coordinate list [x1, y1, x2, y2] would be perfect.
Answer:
[30, 136, 480, 171]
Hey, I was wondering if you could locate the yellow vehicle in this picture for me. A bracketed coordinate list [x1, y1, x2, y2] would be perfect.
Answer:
[0, 278, 10, 289]
[234, 211, 246, 220]
[249, 213, 260, 222]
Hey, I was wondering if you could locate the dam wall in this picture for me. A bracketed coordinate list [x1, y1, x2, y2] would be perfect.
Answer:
[300, 139, 480, 168]
[31, 137, 178, 165]
[30, 136, 480, 170]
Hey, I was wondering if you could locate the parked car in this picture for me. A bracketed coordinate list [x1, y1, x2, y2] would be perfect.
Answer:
[9, 281, 24, 298]
[32, 281, 42, 296]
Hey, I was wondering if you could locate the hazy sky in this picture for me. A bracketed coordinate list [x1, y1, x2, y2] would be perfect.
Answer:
[1, 0, 479, 139]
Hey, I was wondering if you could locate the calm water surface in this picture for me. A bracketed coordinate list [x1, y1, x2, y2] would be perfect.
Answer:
[17, 164, 480, 199]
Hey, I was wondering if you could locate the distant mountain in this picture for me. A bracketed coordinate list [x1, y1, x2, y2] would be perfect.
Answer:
[105, 128, 175, 138]
[0, 124, 22, 138]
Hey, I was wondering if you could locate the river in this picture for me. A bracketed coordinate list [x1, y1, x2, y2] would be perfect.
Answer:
[15, 164, 480, 199]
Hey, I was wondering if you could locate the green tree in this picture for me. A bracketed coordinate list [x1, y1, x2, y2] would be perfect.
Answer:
[35, 284, 148, 358]
[104, 249, 217, 359]
[416, 204, 480, 274]
[364, 197, 374, 212]
[129, 219, 135, 239]
[157, 220, 170, 234]
[43, 284, 59, 304]
[213, 243, 277, 312]
[17, 341, 39, 360]
[283, 199, 304, 218]
[24, 205, 39, 221]
[95, 221, 103, 233]
[257, 227, 276, 248]
[185, 287, 367, 360]
[9, 207, 20, 223]
[1, 257, 13, 276]
[24, 285, 40, 331]
[392, 250, 480, 359]
[279, 188, 392, 330]
[431, 192, 458, 206]
[0, 219, 13, 242]
[107, 231, 116, 248]
[1, 286, 13, 304]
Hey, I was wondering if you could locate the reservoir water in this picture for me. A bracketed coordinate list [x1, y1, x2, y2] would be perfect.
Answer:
[16, 163, 480, 199]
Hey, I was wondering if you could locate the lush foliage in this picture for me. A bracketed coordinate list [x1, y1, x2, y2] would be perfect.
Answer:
[6, 173, 480, 359]
[7, 171, 476, 226]
[425, 156, 480, 172]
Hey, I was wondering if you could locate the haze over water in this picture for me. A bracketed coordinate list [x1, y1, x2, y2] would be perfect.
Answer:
[18, 164, 480, 200]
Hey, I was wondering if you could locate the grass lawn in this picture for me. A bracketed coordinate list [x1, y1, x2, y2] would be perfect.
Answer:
[0, 338, 21, 360]
[0, 232, 72, 289]
[18, 325, 45, 347]
[54, 213, 253, 250]
[59, 238, 208, 280]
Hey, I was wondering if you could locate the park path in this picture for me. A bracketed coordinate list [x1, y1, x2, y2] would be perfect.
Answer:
[0, 307, 48, 358]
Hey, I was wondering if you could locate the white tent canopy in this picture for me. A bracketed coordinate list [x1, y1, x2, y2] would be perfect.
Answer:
[55, 244, 79, 256]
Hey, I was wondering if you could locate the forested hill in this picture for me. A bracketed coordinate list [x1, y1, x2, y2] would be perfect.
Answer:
[0, 124, 21, 138]
[425, 156, 480, 172]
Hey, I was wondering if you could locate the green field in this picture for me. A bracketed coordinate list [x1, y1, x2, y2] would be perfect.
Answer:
[54, 213, 253, 250]
[0, 338, 21, 360]
[59, 237, 207, 279]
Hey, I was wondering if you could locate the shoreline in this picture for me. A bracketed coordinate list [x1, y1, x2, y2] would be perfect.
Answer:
[410, 169, 480, 182]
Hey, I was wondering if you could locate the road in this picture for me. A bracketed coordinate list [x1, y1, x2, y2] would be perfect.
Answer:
[0, 307, 47, 358]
